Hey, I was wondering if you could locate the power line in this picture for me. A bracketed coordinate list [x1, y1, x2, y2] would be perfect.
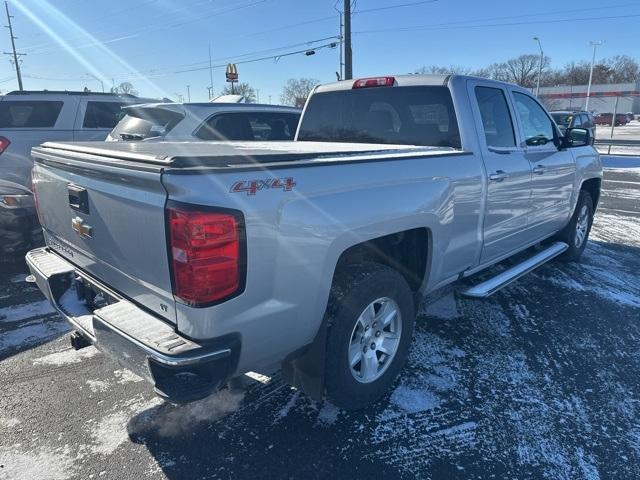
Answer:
[355, 12, 640, 34]
[112, 36, 340, 79]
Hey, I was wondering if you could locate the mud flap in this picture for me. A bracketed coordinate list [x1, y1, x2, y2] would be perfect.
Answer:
[281, 319, 328, 401]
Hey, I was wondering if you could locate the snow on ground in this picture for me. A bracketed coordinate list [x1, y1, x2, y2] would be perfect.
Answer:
[0, 166, 639, 479]
[32, 346, 99, 366]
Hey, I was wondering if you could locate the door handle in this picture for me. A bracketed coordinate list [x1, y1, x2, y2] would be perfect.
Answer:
[532, 165, 546, 175]
[489, 170, 509, 182]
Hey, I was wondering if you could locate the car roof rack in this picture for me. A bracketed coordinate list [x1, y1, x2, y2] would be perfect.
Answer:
[5, 90, 138, 98]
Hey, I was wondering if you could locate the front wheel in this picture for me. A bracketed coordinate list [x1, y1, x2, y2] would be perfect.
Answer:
[324, 263, 415, 410]
[556, 190, 594, 262]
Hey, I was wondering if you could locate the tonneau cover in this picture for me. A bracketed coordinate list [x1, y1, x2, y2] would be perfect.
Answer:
[34, 140, 459, 169]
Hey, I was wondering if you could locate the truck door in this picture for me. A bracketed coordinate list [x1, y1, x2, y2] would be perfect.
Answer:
[469, 82, 533, 263]
[509, 91, 575, 239]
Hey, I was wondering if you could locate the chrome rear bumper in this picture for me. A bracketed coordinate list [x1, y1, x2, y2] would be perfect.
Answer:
[25, 247, 239, 403]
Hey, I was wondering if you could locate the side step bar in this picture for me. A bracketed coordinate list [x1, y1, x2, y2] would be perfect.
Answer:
[461, 242, 568, 298]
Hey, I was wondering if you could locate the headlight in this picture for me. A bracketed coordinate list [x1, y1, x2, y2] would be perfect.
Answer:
[0, 194, 35, 209]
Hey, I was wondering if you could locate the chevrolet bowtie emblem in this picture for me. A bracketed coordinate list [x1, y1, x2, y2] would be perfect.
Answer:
[71, 216, 92, 238]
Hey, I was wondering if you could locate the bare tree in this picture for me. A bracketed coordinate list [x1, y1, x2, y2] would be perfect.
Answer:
[280, 78, 319, 107]
[221, 82, 256, 102]
[415, 65, 473, 75]
[110, 81, 138, 96]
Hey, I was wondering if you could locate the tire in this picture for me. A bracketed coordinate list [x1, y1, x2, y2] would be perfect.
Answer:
[324, 262, 415, 410]
[555, 190, 594, 262]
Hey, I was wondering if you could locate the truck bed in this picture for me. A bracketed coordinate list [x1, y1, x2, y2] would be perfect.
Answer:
[34, 140, 465, 170]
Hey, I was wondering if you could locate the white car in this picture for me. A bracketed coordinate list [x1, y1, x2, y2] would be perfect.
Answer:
[106, 102, 301, 143]
[0, 90, 160, 188]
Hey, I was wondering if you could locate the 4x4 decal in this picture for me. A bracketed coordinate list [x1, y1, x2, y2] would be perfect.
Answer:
[230, 177, 296, 196]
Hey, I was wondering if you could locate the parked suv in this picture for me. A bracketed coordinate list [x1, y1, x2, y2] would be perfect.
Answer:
[550, 110, 595, 143]
[106, 102, 301, 142]
[0, 90, 159, 257]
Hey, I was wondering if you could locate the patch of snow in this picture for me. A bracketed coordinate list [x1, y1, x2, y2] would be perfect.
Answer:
[114, 368, 143, 384]
[576, 447, 601, 480]
[316, 402, 339, 426]
[390, 385, 440, 413]
[0, 446, 76, 480]
[591, 212, 640, 247]
[88, 397, 162, 455]
[86, 380, 110, 393]
[274, 390, 300, 423]
[33, 346, 99, 366]
[0, 319, 69, 353]
[9, 273, 29, 284]
[0, 300, 55, 323]
[0, 416, 21, 429]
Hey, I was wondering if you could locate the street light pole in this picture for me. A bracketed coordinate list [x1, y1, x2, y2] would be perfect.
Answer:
[343, 0, 352, 79]
[585, 40, 603, 112]
[533, 37, 543, 98]
[186, 85, 191, 103]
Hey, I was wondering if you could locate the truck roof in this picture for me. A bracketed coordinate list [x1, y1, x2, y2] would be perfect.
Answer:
[314, 74, 529, 94]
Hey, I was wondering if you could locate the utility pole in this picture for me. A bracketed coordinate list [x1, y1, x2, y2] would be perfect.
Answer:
[256, 89, 260, 103]
[208, 43, 214, 99]
[533, 37, 543, 98]
[186, 85, 191, 102]
[268, 95, 272, 104]
[585, 40, 603, 112]
[343, 0, 352, 80]
[4, 1, 24, 91]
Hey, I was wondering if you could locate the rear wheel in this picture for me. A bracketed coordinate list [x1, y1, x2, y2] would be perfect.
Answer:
[555, 190, 594, 262]
[324, 263, 415, 410]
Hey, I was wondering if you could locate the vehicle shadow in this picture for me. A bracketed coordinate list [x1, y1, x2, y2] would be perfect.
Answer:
[127, 382, 407, 480]
[126, 238, 640, 480]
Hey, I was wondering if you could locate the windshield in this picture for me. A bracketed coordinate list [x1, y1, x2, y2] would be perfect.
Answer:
[298, 86, 461, 148]
[108, 107, 183, 141]
[551, 113, 572, 127]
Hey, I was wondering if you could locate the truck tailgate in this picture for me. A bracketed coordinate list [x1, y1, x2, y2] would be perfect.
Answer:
[31, 144, 176, 323]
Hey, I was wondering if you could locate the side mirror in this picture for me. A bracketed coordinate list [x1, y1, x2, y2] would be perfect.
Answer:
[561, 128, 590, 148]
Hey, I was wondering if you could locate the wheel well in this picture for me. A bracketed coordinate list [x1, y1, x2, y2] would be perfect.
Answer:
[335, 228, 430, 292]
[581, 178, 601, 210]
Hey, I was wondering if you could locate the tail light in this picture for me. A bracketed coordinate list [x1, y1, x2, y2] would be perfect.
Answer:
[167, 203, 245, 306]
[0, 136, 10, 154]
[353, 76, 395, 89]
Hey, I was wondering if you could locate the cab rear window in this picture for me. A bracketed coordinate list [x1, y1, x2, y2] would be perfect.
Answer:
[109, 108, 184, 141]
[297, 86, 461, 148]
[0, 100, 63, 128]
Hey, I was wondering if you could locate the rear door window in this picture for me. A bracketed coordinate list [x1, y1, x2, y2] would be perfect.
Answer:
[196, 112, 300, 141]
[297, 86, 461, 148]
[0, 100, 63, 128]
[474, 86, 516, 148]
[83, 101, 127, 128]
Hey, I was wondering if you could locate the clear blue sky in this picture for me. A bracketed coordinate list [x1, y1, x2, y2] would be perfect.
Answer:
[2, 0, 639, 102]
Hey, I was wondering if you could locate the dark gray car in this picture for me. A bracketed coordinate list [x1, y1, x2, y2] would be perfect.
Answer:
[551, 110, 596, 144]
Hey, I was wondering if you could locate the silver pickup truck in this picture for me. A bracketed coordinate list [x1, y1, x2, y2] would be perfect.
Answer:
[26, 75, 602, 409]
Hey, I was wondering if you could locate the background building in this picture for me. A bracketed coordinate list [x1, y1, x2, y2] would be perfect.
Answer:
[538, 82, 640, 114]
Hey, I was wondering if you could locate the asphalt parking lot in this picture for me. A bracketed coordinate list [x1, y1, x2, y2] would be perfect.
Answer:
[1, 158, 639, 480]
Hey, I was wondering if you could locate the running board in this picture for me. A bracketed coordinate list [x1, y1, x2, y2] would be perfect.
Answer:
[461, 242, 568, 298]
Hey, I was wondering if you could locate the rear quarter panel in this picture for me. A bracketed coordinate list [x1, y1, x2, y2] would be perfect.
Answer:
[163, 151, 483, 373]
